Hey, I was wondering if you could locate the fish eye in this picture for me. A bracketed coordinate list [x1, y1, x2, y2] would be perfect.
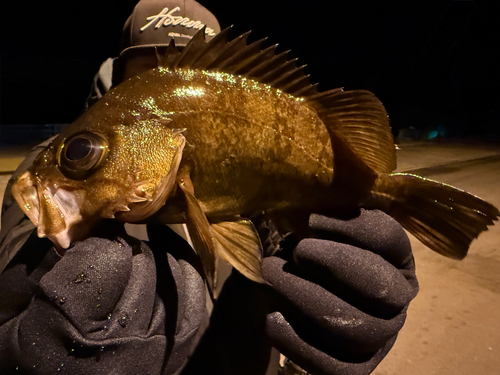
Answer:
[66, 137, 92, 161]
[58, 132, 109, 179]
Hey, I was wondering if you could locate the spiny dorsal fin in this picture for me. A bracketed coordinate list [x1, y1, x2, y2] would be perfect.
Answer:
[160, 27, 395, 174]
[191, 27, 245, 69]
[310, 89, 397, 174]
[174, 25, 210, 68]
[206, 31, 253, 70]
[157, 40, 180, 68]
[159, 26, 319, 99]
[216, 37, 269, 72]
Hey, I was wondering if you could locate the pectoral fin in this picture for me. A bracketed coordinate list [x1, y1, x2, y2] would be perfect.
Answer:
[177, 174, 218, 292]
[177, 172, 265, 295]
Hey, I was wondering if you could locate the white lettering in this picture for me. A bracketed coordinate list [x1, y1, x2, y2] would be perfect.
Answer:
[140, 7, 170, 30]
[172, 16, 185, 26]
[140, 7, 217, 37]
[191, 21, 203, 30]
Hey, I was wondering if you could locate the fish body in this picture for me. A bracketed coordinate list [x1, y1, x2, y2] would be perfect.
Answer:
[116, 68, 336, 219]
[10, 28, 499, 286]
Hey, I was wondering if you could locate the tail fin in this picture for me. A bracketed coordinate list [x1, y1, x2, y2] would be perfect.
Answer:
[302, 81, 498, 259]
[371, 173, 500, 259]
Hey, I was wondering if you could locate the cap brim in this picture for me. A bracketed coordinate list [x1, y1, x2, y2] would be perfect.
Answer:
[119, 43, 182, 60]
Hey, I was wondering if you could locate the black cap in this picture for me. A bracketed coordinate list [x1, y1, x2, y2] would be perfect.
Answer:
[119, 0, 221, 58]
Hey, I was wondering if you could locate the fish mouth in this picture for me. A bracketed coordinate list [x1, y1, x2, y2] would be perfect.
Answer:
[11, 170, 83, 250]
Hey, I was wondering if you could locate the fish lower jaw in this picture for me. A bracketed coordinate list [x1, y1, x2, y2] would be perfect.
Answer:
[47, 231, 72, 253]
[11, 171, 40, 226]
[11, 171, 84, 250]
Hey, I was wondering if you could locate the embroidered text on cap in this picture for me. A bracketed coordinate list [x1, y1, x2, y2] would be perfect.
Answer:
[141, 6, 218, 37]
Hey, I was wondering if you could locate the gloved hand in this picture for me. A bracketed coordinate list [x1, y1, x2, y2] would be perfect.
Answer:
[0, 221, 207, 375]
[181, 209, 417, 375]
[264, 209, 418, 375]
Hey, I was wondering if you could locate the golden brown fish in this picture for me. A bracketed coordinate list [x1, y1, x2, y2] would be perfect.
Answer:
[10, 28, 499, 287]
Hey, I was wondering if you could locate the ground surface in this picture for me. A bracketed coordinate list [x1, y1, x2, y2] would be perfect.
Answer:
[373, 142, 500, 375]
[1, 140, 500, 374]
[0, 143, 33, 217]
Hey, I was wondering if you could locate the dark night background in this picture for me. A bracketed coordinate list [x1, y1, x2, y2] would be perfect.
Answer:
[0, 0, 499, 140]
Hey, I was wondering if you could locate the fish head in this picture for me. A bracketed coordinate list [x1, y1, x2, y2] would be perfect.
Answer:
[11, 103, 185, 250]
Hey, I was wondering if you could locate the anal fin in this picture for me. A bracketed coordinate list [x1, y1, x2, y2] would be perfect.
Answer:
[177, 172, 265, 299]
[211, 220, 265, 284]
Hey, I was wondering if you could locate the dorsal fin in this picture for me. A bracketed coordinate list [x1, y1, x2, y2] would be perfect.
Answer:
[159, 27, 396, 173]
[216, 37, 269, 72]
[309, 89, 397, 174]
[173, 27, 208, 68]
[190, 27, 235, 69]
[158, 40, 180, 67]
[206, 31, 253, 70]
[159, 26, 319, 99]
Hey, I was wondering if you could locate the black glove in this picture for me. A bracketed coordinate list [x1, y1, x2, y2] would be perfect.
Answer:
[181, 209, 417, 375]
[0, 221, 207, 375]
[180, 267, 274, 375]
[264, 209, 418, 375]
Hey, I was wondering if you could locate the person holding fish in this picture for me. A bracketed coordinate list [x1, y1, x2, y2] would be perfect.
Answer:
[4, 0, 496, 374]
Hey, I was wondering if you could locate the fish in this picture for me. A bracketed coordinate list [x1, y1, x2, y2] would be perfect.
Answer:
[10, 27, 500, 289]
